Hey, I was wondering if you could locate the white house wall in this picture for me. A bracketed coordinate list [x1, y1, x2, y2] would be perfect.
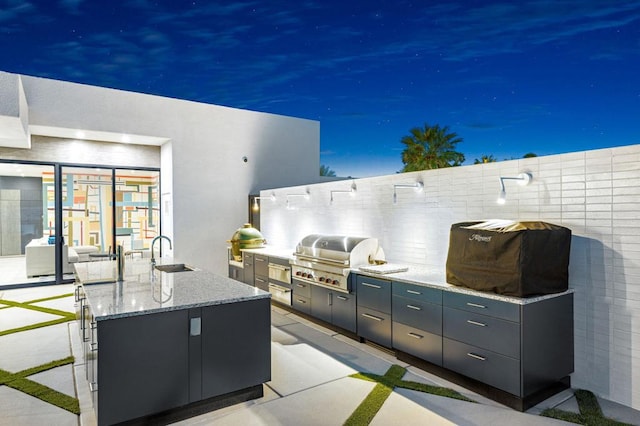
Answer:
[260, 144, 640, 411]
[0, 71, 320, 273]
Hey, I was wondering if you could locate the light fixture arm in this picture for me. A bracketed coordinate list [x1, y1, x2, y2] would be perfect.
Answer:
[252, 193, 276, 211]
[330, 182, 357, 204]
[497, 173, 532, 204]
[392, 181, 423, 204]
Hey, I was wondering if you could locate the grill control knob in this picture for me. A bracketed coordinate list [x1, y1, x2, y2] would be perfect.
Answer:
[319, 277, 325, 282]
[296, 271, 302, 276]
[301, 273, 308, 278]
[308, 274, 314, 280]
[332, 280, 339, 285]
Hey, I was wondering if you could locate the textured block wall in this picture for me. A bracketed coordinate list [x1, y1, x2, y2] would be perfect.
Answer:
[261, 144, 640, 410]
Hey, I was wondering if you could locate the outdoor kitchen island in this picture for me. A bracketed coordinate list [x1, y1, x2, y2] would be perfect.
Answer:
[74, 258, 271, 426]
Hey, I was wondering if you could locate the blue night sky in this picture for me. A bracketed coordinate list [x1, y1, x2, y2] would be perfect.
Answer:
[2, 1, 639, 177]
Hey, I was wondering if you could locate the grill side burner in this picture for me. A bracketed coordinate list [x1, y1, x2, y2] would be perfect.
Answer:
[290, 234, 383, 293]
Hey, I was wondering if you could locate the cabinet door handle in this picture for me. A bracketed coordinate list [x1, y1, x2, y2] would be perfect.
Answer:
[362, 282, 382, 289]
[256, 277, 266, 283]
[336, 295, 347, 301]
[407, 304, 422, 311]
[74, 286, 80, 302]
[408, 332, 423, 339]
[256, 258, 266, 262]
[406, 289, 421, 295]
[296, 283, 306, 288]
[328, 292, 333, 306]
[361, 313, 383, 322]
[82, 305, 89, 342]
[467, 320, 487, 327]
[90, 342, 98, 351]
[89, 381, 98, 392]
[467, 352, 486, 361]
[466, 302, 486, 309]
[296, 299, 307, 304]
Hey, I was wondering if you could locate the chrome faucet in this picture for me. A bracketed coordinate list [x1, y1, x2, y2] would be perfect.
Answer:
[151, 235, 172, 265]
[116, 244, 125, 281]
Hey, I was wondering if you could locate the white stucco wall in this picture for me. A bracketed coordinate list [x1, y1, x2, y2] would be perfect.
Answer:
[0, 71, 320, 273]
[260, 144, 640, 411]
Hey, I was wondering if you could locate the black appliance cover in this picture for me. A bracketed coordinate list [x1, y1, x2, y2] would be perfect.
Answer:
[446, 221, 571, 297]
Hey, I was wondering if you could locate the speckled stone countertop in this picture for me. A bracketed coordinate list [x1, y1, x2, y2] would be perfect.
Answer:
[354, 263, 573, 305]
[75, 258, 270, 321]
[240, 246, 295, 261]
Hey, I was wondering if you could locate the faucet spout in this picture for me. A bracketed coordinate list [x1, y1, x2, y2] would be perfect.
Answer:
[151, 235, 173, 265]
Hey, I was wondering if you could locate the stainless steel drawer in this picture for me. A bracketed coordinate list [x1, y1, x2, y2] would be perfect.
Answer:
[443, 337, 520, 396]
[392, 295, 442, 335]
[443, 292, 520, 322]
[292, 294, 311, 314]
[443, 307, 520, 359]
[392, 321, 442, 366]
[392, 281, 442, 305]
[357, 306, 392, 348]
[356, 275, 391, 314]
[293, 280, 312, 298]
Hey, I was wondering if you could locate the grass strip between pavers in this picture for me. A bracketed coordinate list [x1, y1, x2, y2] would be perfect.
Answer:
[0, 296, 75, 337]
[541, 389, 633, 426]
[345, 364, 475, 425]
[0, 356, 79, 415]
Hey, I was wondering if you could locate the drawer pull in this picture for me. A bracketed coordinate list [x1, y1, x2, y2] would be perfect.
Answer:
[362, 282, 382, 289]
[336, 295, 348, 301]
[408, 332, 424, 339]
[407, 304, 422, 311]
[406, 289, 422, 295]
[466, 302, 487, 309]
[89, 381, 98, 392]
[361, 313, 383, 322]
[467, 352, 486, 361]
[467, 320, 487, 327]
[256, 258, 266, 262]
[256, 277, 266, 283]
[296, 283, 306, 288]
[296, 299, 307, 304]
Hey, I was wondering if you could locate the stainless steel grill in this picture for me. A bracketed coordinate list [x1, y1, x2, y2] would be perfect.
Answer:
[290, 234, 383, 293]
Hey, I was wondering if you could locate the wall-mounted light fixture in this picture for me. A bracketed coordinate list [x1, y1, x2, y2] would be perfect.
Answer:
[497, 172, 532, 205]
[286, 189, 310, 209]
[252, 193, 276, 211]
[330, 182, 357, 205]
[393, 181, 423, 204]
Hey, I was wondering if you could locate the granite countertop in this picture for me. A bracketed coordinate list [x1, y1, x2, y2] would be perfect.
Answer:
[75, 258, 270, 321]
[354, 263, 573, 305]
[240, 246, 295, 261]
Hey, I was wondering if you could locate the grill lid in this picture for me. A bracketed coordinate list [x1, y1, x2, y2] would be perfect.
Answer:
[293, 234, 381, 267]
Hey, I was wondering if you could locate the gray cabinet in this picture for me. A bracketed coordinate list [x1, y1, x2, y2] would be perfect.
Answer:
[356, 275, 392, 347]
[200, 299, 271, 399]
[254, 254, 269, 291]
[292, 279, 312, 314]
[310, 282, 357, 333]
[243, 253, 254, 286]
[442, 291, 574, 399]
[392, 282, 443, 366]
[97, 309, 191, 425]
[228, 264, 244, 282]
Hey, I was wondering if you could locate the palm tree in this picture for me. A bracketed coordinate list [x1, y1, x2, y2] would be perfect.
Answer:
[400, 124, 465, 172]
[320, 164, 336, 177]
[474, 154, 497, 164]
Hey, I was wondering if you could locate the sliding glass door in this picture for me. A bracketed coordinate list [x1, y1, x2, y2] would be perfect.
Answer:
[0, 162, 160, 288]
[0, 163, 57, 286]
[115, 169, 160, 256]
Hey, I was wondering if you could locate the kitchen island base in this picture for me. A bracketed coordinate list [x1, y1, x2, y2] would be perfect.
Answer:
[115, 384, 263, 426]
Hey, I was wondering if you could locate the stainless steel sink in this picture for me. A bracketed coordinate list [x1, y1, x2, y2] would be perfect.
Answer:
[154, 263, 195, 273]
